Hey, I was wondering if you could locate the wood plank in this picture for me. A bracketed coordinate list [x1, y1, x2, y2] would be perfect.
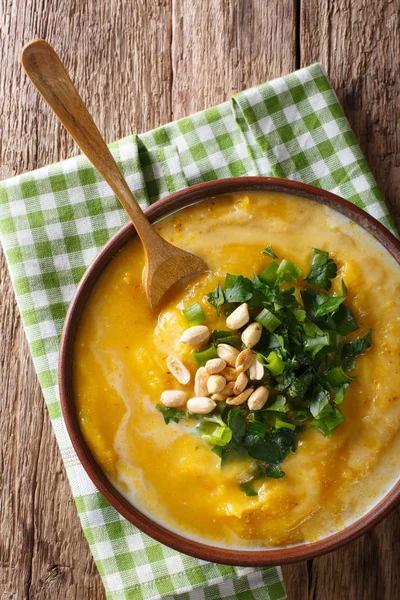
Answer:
[171, 0, 298, 116]
[300, 0, 400, 230]
[0, 1, 172, 598]
[285, 1, 400, 599]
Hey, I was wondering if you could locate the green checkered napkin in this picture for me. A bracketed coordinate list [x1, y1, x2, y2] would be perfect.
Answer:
[0, 63, 394, 600]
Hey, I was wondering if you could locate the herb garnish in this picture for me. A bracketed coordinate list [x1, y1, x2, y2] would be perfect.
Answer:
[262, 245, 278, 258]
[182, 302, 206, 326]
[305, 248, 338, 290]
[156, 404, 187, 424]
[157, 248, 372, 493]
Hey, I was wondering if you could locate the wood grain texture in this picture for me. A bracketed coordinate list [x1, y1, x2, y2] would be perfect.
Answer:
[170, 0, 297, 116]
[0, 1, 172, 598]
[0, 0, 399, 599]
[282, 2, 400, 599]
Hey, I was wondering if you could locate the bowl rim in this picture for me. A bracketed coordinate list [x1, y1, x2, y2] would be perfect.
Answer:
[59, 176, 400, 566]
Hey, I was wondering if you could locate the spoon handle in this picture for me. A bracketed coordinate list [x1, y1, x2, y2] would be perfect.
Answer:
[20, 39, 158, 248]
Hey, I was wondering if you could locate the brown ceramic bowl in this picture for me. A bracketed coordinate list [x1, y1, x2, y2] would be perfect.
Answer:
[59, 177, 400, 566]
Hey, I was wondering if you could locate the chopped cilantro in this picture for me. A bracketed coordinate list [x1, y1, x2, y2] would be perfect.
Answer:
[239, 482, 258, 496]
[205, 282, 225, 315]
[305, 248, 338, 290]
[224, 275, 254, 303]
[301, 288, 346, 319]
[156, 404, 187, 424]
[265, 395, 290, 412]
[244, 427, 297, 464]
[340, 329, 372, 370]
[331, 304, 359, 335]
[262, 245, 278, 258]
[264, 464, 285, 478]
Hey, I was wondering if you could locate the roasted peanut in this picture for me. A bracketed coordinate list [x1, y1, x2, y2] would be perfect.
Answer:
[180, 325, 210, 345]
[160, 390, 188, 408]
[221, 366, 238, 381]
[205, 358, 226, 374]
[166, 356, 191, 385]
[211, 393, 227, 402]
[226, 387, 254, 406]
[187, 396, 216, 414]
[241, 322, 262, 348]
[247, 386, 269, 410]
[233, 372, 248, 395]
[217, 343, 239, 366]
[249, 355, 264, 380]
[221, 381, 235, 396]
[194, 367, 209, 396]
[207, 374, 226, 394]
[211, 381, 235, 401]
[226, 303, 250, 330]
[236, 348, 254, 372]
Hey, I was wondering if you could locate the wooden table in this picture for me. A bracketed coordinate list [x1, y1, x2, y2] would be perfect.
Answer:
[1, 1, 399, 598]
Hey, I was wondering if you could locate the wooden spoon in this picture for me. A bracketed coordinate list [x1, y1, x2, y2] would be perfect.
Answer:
[20, 39, 207, 311]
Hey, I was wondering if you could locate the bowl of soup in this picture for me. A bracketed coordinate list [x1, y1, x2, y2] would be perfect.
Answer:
[59, 177, 400, 565]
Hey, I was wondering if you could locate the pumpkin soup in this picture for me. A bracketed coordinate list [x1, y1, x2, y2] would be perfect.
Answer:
[73, 192, 400, 548]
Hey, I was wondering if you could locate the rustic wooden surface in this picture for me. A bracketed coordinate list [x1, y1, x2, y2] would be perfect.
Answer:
[0, 0, 399, 598]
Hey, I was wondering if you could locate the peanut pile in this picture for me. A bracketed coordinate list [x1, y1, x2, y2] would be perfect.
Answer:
[160, 302, 269, 415]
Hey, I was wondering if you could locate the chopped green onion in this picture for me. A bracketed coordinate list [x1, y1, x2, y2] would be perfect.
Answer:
[326, 365, 354, 387]
[276, 259, 301, 284]
[264, 351, 285, 376]
[275, 418, 296, 431]
[201, 425, 232, 446]
[197, 415, 232, 447]
[256, 308, 282, 333]
[311, 248, 329, 266]
[212, 330, 241, 349]
[304, 331, 338, 356]
[182, 302, 206, 326]
[290, 409, 309, 423]
[192, 344, 219, 366]
[310, 406, 344, 437]
[258, 261, 279, 286]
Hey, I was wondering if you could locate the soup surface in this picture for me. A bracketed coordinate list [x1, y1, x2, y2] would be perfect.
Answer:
[73, 192, 400, 548]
